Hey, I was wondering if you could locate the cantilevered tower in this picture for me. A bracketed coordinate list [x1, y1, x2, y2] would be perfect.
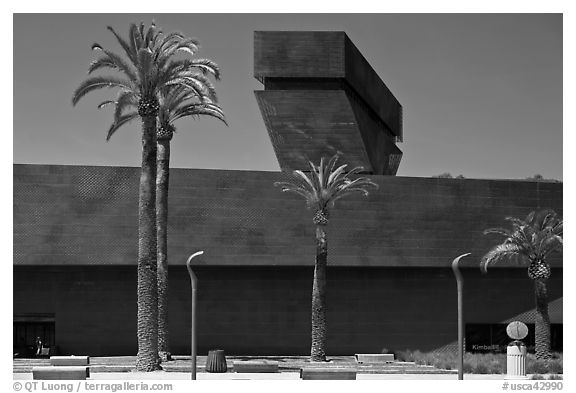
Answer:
[254, 31, 403, 175]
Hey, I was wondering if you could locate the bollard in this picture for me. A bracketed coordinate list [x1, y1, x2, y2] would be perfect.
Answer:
[506, 341, 528, 379]
[505, 321, 529, 380]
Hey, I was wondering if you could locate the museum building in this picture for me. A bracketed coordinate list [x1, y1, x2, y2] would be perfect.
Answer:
[13, 32, 562, 357]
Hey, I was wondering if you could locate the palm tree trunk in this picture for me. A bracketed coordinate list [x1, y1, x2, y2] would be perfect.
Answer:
[157, 139, 171, 362]
[136, 116, 161, 372]
[534, 278, 551, 360]
[311, 225, 328, 362]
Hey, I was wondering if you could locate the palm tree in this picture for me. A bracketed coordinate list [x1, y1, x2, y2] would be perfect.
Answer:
[274, 155, 378, 361]
[481, 209, 563, 360]
[72, 22, 216, 371]
[156, 85, 226, 361]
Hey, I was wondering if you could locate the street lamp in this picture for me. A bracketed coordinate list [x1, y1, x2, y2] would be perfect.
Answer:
[451, 252, 470, 380]
[186, 250, 204, 380]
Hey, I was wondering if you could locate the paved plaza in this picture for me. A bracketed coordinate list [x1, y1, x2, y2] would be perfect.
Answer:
[13, 371, 506, 380]
[13, 355, 510, 380]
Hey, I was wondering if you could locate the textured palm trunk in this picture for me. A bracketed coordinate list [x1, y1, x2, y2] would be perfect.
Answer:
[157, 138, 171, 362]
[135, 116, 161, 372]
[311, 225, 328, 362]
[534, 278, 551, 360]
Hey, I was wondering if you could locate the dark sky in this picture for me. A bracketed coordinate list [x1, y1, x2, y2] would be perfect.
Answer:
[13, 13, 562, 180]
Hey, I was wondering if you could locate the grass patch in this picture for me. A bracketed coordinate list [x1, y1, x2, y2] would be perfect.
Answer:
[395, 350, 562, 375]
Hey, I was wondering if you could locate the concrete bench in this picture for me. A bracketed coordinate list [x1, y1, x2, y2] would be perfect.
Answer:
[233, 360, 279, 373]
[32, 366, 90, 380]
[50, 356, 90, 366]
[300, 368, 357, 380]
[355, 353, 395, 363]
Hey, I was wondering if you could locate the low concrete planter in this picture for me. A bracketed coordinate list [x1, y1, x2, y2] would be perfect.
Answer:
[32, 366, 89, 380]
[233, 360, 279, 373]
[355, 354, 395, 363]
[50, 356, 90, 366]
[300, 368, 357, 380]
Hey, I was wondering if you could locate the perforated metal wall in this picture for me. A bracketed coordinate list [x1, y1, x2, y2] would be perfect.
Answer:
[14, 164, 563, 268]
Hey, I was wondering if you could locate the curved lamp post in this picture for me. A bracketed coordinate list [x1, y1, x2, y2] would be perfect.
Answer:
[186, 250, 204, 380]
[451, 252, 471, 380]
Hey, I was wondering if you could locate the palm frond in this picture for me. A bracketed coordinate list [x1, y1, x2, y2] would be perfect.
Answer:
[128, 24, 140, 63]
[97, 100, 116, 109]
[106, 112, 139, 141]
[189, 58, 221, 79]
[172, 103, 227, 126]
[156, 31, 187, 61]
[483, 227, 512, 237]
[113, 91, 138, 123]
[540, 235, 563, 258]
[136, 48, 156, 94]
[481, 243, 523, 273]
[107, 26, 137, 64]
[158, 37, 201, 67]
[89, 52, 136, 84]
[164, 77, 209, 100]
[72, 76, 133, 106]
[138, 22, 145, 45]
[307, 160, 323, 197]
[505, 216, 527, 231]
[327, 164, 348, 186]
[274, 182, 315, 204]
[144, 22, 161, 48]
[525, 211, 536, 226]
[185, 72, 218, 101]
[329, 188, 368, 206]
[131, 23, 144, 54]
[164, 86, 192, 113]
[90, 46, 138, 82]
[149, 25, 164, 51]
[552, 221, 563, 236]
[540, 210, 562, 232]
[292, 170, 319, 196]
[317, 156, 326, 190]
[322, 155, 340, 187]
[338, 177, 378, 192]
[174, 37, 201, 56]
[88, 56, 117, 74]
[166, 58, 221, 79]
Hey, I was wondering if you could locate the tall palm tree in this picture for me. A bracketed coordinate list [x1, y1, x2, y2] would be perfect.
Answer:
[481, 209, 563, 360]
[72, 22, 216, 371]
[156, 85, 226, 361]
[274, 155, 378, 361]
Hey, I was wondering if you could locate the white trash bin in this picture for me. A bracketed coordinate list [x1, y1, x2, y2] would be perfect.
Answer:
[506, 341, 528, 379]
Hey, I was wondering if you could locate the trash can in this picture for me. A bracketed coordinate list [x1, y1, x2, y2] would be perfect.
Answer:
[206, 349, 227, 373]
[506, 341, 528, 379]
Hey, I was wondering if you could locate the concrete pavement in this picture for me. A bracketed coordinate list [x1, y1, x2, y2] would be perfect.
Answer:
[13, 371, 506, 380]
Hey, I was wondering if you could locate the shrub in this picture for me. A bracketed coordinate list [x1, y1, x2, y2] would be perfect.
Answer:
[528, 359, 549, 374]
[548, 374, 563, 380]
[531, 374, 545, 380]
[464, 353, 506, 374]
[395, 349, 421, 363]
[394, 350, 562, 375]
[526, 353, 563, 374]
